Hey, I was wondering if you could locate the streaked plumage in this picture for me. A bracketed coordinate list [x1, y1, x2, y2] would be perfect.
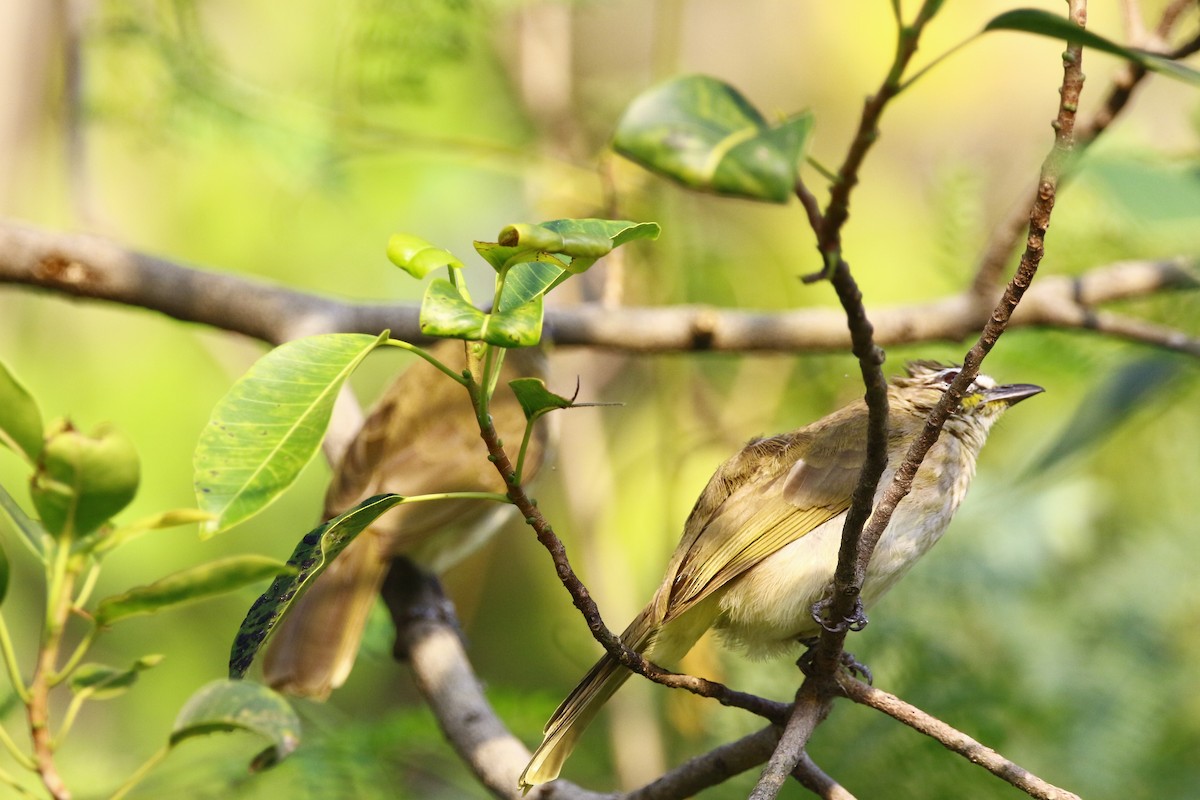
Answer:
[520, 362, 1041, 788]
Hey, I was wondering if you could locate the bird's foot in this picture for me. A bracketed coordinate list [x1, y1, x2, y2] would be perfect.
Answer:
[796, 637, 873, 684]
[810, 596, 869, 634]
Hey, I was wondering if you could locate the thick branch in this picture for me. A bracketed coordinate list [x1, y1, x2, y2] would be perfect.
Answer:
[838, 677, 1081, 800]
[1, 219, 1194, 355]
[382, 558, 801, 800]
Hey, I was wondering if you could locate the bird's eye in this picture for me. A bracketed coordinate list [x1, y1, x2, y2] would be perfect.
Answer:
[937, 369, 959, 385]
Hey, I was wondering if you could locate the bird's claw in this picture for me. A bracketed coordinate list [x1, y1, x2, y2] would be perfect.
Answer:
[810, 596, 869, 634]
[796, 637, 873, 684]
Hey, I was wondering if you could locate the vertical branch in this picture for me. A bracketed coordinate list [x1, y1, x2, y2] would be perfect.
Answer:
[844, 0, 1089, 683]
[755, 4, 945, 796]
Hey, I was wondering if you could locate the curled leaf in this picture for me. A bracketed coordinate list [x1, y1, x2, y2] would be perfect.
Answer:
[171, 679, 300, 771]
[386, 233, 463, 278]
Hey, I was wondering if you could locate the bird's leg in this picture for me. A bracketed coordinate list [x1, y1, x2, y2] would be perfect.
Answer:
[810, 595, 869, 634]
[795, 636, 874, 684]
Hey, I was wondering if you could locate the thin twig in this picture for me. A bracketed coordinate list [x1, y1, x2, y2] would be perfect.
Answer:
[838, 677, 1081, 800]
[753, 5, 949, 796]
[970, 0, 1197, 297]
[464, 370, 789, 724]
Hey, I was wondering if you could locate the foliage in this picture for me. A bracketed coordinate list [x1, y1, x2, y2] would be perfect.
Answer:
[0, 361, 296, 798]
[1, 1, 1198, 799]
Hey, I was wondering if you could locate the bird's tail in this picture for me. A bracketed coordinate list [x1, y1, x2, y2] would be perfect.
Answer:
[519, 607, 659, 790]
[262, 532, 389, 699]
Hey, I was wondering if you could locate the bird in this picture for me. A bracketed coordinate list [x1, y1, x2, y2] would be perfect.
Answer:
[519, 361, 1042, 788]
[263, 341, 549, 700]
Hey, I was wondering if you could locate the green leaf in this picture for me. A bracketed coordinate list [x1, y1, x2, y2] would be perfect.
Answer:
[614, 75, 814, 202]
[419, 281, 544, 347]
[481, 294, 544, 348]
[69, 655, 164, 700]
[94, 555, 294, 626]
[509, 378, 576, 420]
[30, 420, 140, 538]
[554, 219, 662, 250]
[509, 377, 619, 422]
[0, 359, 43, 464]
[540, 218, 661, 273]
[229, 494, 406, 678]
[496, 223, 568, 253]
[984, 9, 1200, 85]
[419, 278, 489, 339]
[1031, 356, 1183, 474]
[0, 537, 8, 606]
[386, 233, 463, 279]
[193, 332, 388, 537]
[472, 240, 521, 271]
[0, 481, 45, 558]
[85, 508, 216, 557]
[171, 679, 299, 771]
[498, 259, 568, 313]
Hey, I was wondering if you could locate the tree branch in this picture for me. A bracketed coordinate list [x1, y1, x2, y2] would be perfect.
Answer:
[837, 677, 1080, 800]
[969, 0, 1196, 297]
[383, 557, 804, 800]
[1, 219, 1194, 356]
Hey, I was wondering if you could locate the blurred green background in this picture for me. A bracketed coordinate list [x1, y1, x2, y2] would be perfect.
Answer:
[1, 1, 1198, 798]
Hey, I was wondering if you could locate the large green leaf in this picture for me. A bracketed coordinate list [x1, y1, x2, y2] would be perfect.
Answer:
[30, 420, 140, 538]
[229, 493, 406, 678]
[614, 75, 813, 202]
[984, 9, 1200, 85]
[193, 332, 388, 537]
[0, 359, 43, 464]
[171, 679, 299, 771]
[94, 555, 294, 626]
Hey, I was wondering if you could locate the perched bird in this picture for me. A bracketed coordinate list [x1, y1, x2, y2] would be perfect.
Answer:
[264, 342, 548, 699]
[520, 361, 1042, 788]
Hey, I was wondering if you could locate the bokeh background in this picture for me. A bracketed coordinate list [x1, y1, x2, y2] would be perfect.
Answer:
[1, 1, 1199, 798]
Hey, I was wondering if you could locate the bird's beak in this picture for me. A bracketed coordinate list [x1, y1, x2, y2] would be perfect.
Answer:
[984, 383, 1044, 406]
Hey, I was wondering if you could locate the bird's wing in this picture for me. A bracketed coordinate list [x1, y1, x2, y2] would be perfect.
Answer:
[658, 426, 863, 622]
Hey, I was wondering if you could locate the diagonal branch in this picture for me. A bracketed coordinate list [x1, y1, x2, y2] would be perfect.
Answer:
[970, 0, 1198, 297]
[837, 676, 1080, 800]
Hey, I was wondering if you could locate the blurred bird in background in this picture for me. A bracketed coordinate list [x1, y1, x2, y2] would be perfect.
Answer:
[264, 341, 549, 699]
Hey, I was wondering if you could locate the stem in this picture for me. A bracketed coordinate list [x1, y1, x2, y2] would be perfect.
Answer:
[381, 339, 468, 385]
[513, 414, 540, 484]
[51, 688, 92, 750]
[71, 561, 101, 609]
[107, 744, 170, 800]
[48, 626, 96, 687]
[0, 612, 29, 703]
[28, 540, 79, 799]
[0, 766, 39, 799]
[0, 720, 36, 769]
